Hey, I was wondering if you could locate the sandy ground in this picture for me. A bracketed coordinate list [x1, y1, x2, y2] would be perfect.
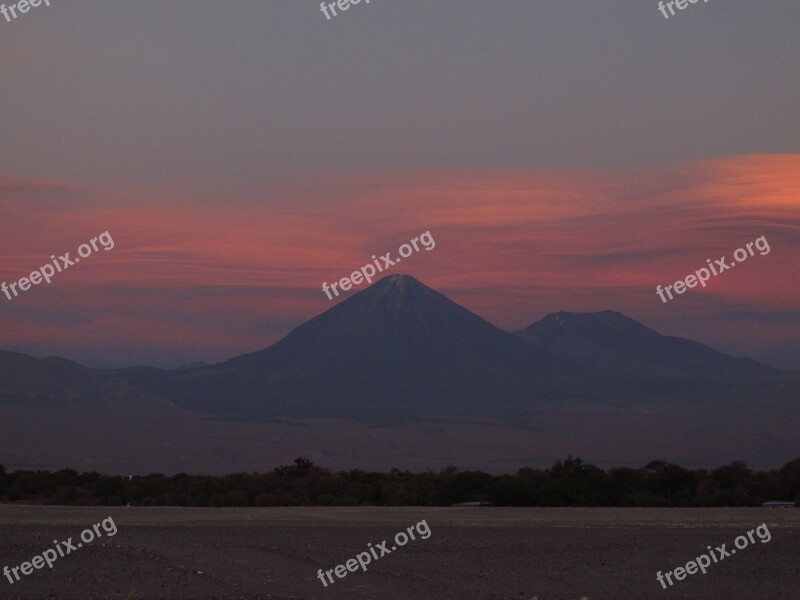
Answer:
[0, 506, 798, 600]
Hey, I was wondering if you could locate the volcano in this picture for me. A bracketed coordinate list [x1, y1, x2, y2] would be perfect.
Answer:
[117, 275, 586, 420]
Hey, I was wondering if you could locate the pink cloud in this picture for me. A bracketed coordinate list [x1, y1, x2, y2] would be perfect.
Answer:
[1, 154, 798, 367]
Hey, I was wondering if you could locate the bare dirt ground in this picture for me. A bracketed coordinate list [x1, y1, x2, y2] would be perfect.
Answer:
[0, 506, 798, 600]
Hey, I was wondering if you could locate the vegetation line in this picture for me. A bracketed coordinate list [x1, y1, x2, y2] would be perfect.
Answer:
[1, 457, 798, 507]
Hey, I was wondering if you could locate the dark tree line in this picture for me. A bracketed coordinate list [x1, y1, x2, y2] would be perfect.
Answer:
[0, 457, 798, 507]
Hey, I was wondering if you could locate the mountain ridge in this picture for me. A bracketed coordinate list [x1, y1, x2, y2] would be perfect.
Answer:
[4, 274, 796, 418]
[89, 274, 795, 421]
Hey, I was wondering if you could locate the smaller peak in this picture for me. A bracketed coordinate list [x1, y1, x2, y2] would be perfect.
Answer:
[549, 309, 625, 320]
[525, 310, 650, 335]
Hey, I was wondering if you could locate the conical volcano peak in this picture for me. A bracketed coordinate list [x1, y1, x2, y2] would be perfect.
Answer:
[372, 273, 422, 290]
[356, 273, 433, 308]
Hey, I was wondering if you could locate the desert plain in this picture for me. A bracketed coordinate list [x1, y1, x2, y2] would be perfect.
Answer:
[1, 506, 799, 600]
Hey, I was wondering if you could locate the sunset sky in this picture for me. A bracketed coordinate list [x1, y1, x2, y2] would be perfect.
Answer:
[1, 1, 798, 369]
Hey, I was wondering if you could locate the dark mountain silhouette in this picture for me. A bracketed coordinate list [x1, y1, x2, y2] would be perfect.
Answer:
[113, 275, 589, 420]
[3, 275, 798, 474]
[5, 275, 796, 423]
[98, 274, 796, 421]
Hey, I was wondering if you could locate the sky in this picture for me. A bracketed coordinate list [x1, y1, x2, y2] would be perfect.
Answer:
[1, 1, 798, 368]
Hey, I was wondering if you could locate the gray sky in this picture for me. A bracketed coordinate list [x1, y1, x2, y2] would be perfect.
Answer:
[1, 0, 799, 191]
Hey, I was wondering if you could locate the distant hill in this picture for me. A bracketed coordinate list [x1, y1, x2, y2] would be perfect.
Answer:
[0, 350, 149, 407]
[176, 361, 209, 371]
